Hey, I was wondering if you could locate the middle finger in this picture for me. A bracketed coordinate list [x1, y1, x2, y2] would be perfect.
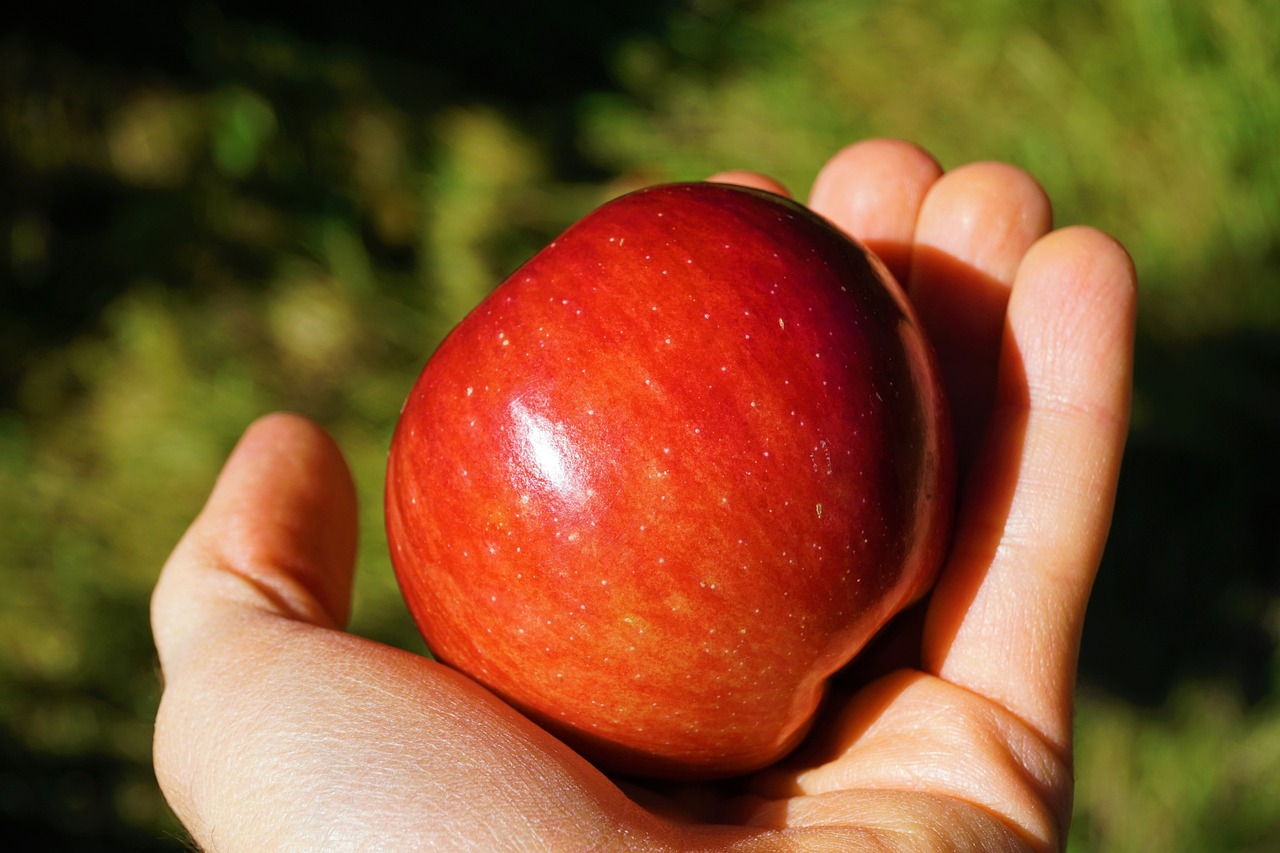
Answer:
[907, 162, 1052, 466]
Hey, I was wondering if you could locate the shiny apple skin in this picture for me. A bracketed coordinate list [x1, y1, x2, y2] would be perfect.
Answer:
[386, 182, 954, 779]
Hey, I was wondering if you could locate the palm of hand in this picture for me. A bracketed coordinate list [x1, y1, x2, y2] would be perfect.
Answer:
[153, 140, 1135, 851]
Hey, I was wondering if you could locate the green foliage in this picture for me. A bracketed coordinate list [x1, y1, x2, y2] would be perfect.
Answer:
[2, 0, 1277, 847]
[584, 0, 1280, 336]
[1071, 685, 1280, 851]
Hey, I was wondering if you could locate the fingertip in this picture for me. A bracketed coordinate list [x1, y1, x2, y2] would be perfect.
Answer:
[812, 139, 942, 193]
[154, 412, 359, 674]
[1020, 226, 1138, 304]
[808, 139, 943, 281]
[233, 411, 351, 473]
[913, 162, 1053, 288]
[1008, 226, 1138, 415]
[212, 412, 359, 579]
[705, 171, 792, 197]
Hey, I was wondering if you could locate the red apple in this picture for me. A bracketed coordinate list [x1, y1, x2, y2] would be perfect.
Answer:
[385, 182, 954, 779]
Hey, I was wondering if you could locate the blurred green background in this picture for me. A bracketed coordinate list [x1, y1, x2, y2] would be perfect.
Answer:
[3, 0, 1278, 849]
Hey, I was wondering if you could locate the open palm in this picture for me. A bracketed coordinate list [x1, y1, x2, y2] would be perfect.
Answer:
[153, 139, 1135, 851]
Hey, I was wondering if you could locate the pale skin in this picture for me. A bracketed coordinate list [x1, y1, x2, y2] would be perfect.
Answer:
[152, 139, 1137, 851]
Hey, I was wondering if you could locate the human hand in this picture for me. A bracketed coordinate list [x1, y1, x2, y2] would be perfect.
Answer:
[152, 139, 1136, 851]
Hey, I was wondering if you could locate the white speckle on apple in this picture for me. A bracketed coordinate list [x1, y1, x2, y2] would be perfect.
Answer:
[466, 386, 473, 396]
[816, 503, 823, 518]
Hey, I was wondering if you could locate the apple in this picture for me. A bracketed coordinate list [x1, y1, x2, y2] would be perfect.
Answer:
[385, 182, 955, 779]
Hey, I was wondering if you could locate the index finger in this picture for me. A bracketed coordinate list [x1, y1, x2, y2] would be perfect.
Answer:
[922, 227, 1137, 752]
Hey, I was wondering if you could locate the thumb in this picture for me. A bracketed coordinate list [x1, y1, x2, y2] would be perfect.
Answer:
[152, 412, 359, 678]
